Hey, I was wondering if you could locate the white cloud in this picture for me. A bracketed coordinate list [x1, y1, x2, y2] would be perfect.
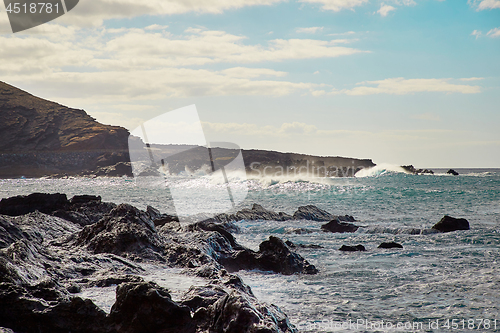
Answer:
[55, 0, 285, 27]
[298, 0, 369, 12]
[145, 24, 169, 31]
[471, 30, 482, 39]
[328, 31, 356, 36]
[377, 3, 396, 16]
[221, 67, 287, 78]
[460, 77, 484, 81]
[332, 77, 482, 95]
[296, 27, 324, 34]
[468, 0, 500, 10]
[487, 27, 500, 37]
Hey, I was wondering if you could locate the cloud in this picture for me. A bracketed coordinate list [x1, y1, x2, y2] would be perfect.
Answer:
[296, 27, 324, 34]
[460, 77, 484, 81]
[298, 0, 369, 12]
[328, 31, 356, 36]
[471, 30, 482, 39]
[332, 77, 482, 95]
[0, 25, 366, 101]
[55, 0, 285, 27]
[377, 3, 396, 16]
[468, 0, 500, 10]
[487, 27, 500, 37]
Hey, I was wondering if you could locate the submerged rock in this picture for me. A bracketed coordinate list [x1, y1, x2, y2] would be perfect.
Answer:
[321, 218, 359, 233]
[378, 242, 403, 249]
[339, 244, 366, 252]
[432, 215, 470, 233]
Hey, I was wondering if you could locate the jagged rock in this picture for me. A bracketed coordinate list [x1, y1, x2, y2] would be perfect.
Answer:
[447, 169, 459, 176]
[70, 195, 102, 205]
[73, 204, 162, 259]
[225, 236, 318, 275]
[0, 193, 303, 333]
[292, 205, 333, 221]
[402, 165, 434, 175]
[432, 215, 470, 233]
[0, 283, 108, 333]
[321, 218, 359, 233]
[339, 244, 366, 252]
[109, 281, 194, 333]
[378, 242, 403, 249]
[0, 193, 69, 216]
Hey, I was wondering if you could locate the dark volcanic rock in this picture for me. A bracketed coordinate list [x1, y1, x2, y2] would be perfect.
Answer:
[292, 205, 334, 221]
[432, 215, 470, 233]
[339, 244, 366, 252]
[402, 165, 434, 175]
[447, 169, 459, 176]
[73, 203, 162, 259]
[321, 218, 359, 233]
[378, 242, 403, 249]
[0, 192, 69, 216]
[226, 236, 318, 275]
[0, 193, 301, 333]
[109, 281, 194, 333]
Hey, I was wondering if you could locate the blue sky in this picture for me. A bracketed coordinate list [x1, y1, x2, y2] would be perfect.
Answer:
[0, 0, 499, 167]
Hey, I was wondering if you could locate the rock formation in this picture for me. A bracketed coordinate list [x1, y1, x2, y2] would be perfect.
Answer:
[432, 215, 470, 233]
[447, 169, 459, 176]
[378, 242, 403, 249]
[0, 193, 319, 332]
[339, 244, 366, 252]
[321, 218, 359, 233]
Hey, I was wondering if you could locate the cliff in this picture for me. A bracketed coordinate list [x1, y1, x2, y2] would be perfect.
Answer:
[0, 81, 130, 177]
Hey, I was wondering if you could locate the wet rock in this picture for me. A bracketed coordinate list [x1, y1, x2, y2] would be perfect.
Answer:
[284, 240, 323, 249]
[0, 193, 69, 216]
[292, 205, 334, 221]
[321, 218, 359, 233]
[432, 215, 470, 233]
[284, 227, 313, 235]
[73, 204, 162, 259]
[226, 236, 318, 275]
[70, 195, 102, 205]
[402, 165, 434, 175]
[339, 244, 366, 252]
[0, 282, 108, 333]
[109, 281, 194, 333]
[447, 169, 459, 176]
[378, 242, 403, 249]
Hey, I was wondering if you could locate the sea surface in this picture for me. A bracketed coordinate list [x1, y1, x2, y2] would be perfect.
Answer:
[1, 167, 499, 332]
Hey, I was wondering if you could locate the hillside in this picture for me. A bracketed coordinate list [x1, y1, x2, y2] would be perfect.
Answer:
[0, 81, 130, 177]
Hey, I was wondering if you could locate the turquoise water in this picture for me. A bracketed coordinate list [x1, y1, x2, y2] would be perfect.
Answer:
[1, 169, 499, 332]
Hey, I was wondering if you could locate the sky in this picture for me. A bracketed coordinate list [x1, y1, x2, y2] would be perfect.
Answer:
[0, 0, 499, 167]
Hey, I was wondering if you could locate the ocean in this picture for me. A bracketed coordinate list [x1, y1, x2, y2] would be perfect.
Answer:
[1, 167, 499, 332]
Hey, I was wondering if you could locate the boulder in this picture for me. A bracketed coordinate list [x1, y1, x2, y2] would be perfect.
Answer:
[378, 242, 403, 249]
[432, 215, 470, 233]
[339, 244, 366, 252]
[292, 205, 333, 221]
[227, 236, 318, 275]
[321, 218, 359, 233]
[109, 282, 194, 333]
[447, 169, 459, 176]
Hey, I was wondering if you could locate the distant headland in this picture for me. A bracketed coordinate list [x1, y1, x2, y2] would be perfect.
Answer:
[1, 81, 378, 178]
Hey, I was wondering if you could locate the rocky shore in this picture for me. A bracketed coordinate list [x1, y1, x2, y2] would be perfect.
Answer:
[0, 193, 325, 333]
